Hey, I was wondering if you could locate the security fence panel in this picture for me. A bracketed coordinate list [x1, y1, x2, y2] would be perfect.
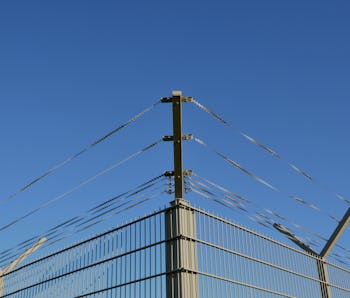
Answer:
[1, 202, 349, 298]
[192, 205, 350, 298]
[1, 211, 167, 298]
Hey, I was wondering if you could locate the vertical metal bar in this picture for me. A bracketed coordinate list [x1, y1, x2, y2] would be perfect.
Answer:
[118, 230, 121, 298]
[154, 215, 157, 297]
[124, 227, 127, 296]
[228, 224, 233, 298]
[160, 214, 163, 298]
[149, 218, 151, 298]
[317, 258, 332, 298]
[213, 217, 218, 296]
[144, 219, 146, 298]
[139, 221, 142, 298]
[129, 224, 132, 297]
[204, 214, 208, 297]
[134, 222, 137, 297]
[172, 91, 184, 200]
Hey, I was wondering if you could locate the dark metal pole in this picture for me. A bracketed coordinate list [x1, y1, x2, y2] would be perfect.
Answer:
[172, 91, 184, 200]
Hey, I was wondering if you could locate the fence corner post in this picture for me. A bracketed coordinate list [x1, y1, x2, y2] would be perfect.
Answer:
[165, 199, 199, 298]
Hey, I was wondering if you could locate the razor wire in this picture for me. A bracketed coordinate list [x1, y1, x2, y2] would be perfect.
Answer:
[0, 175, 165, 266]
[0, 174, 168, 269]
[0, 139, 162, 234]
[189, 180, 321, 250]
[0, 189, 166, 275]
[190, 174, 350, 263]
[192, 98, 350, 206]
[194, 136, 343, 226]
[187, 173, 350, 264]
[0, 100, 161, 206]
[190, 173, 326, 242]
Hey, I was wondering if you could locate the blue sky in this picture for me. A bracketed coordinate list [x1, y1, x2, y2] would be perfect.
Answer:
[0, 1, 349, 268]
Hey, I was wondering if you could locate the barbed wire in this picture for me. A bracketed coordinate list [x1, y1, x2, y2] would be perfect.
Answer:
[194, 136, 342, 225]
[188, 173, 350, 263]
[192, 98, 350, 206]
[0, 100, 161, 207]
[0, 174, 167, 269]
[0, 140, 162, 234]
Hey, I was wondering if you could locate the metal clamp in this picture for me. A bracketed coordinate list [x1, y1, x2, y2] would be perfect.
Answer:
[162, 134, 193, 142]
[164, 170, 192, 177]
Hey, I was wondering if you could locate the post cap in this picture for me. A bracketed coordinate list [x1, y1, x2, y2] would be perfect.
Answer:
[172, 90, 182, 97]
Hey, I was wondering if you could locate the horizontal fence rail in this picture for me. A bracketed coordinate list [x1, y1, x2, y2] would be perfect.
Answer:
[1, 203, 349, 297]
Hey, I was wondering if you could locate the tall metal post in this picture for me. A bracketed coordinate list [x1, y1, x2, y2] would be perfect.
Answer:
[163, 91, 199, 298]
[172, 91, 184, 200]
[317, 207, 350, 298]
[316, 258, 332, 298]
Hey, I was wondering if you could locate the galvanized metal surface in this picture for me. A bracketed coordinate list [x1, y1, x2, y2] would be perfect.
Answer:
[166, 200, 199, 298]
[1, 203, 349, 297]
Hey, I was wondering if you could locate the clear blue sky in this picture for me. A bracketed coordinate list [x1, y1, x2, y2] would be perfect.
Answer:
[0, 1, 349, 267]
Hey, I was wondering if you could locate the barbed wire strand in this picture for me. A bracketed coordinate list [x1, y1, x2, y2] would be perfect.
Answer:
[194, 137, 278, 191]
[0, 175, 166, 267]
[0, 140, 162, 234]
[0, 100, 161, 207]
[194, 136, 342, 225]
[191, 173, 327, 242]
[190, 173, 349, 258]
[192, 99, 350, 206]
[0, 189, 166, 271]
[0, 176, 165, 266]
[188, 174, 349, 262]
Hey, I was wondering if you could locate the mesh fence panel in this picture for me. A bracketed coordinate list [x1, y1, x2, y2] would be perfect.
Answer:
[1, 204, 349, 298]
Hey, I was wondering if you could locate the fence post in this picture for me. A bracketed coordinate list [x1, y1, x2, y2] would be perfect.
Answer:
[317, 207, 350, 298]
[163, 91, 198, 297]
[166, 199, 199, 298]
[316, 259, 332, 298]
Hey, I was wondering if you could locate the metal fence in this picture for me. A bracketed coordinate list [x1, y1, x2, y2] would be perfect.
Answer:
[193, 205, 350, 298]
[1, 201, 350, 297]
[1, 210, 167, 298]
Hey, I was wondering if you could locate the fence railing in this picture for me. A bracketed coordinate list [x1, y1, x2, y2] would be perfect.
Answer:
[193, 205, 350, 298]
[1, 210, 167, 298]
[1, 201, 350, 297]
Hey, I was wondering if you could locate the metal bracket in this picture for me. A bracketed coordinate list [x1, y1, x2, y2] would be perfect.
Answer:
[161, 96, 193, 103]
[162, 134, 193, 142]
[164, 170, 193, 177]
